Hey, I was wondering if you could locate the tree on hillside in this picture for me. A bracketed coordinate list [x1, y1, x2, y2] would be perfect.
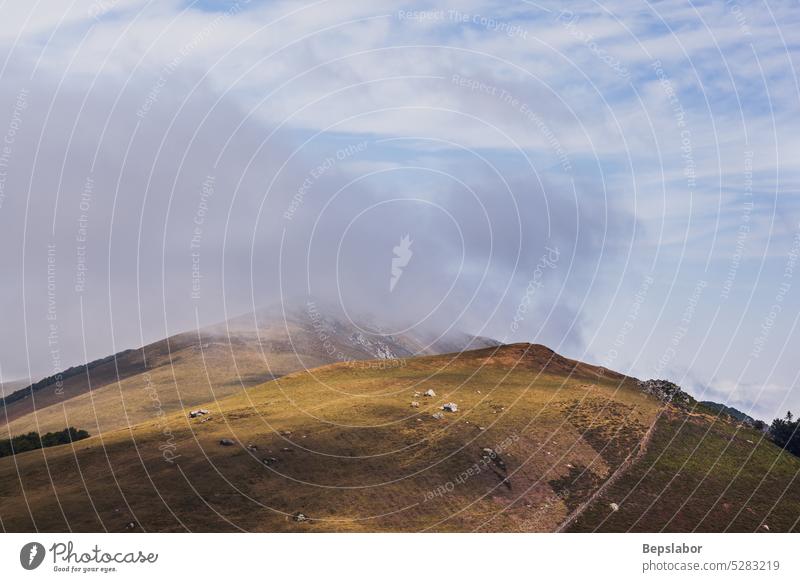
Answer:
[770, 411, 800, 457]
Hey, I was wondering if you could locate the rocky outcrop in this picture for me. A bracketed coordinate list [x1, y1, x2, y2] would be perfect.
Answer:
[638, 379, 694, 407]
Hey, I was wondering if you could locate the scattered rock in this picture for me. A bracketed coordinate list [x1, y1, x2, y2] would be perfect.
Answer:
[481, 448, 510, 488]
[125, 521, 136, 529]
[293, 512, 308, 522]
[478, 426, 485, 431]
[410, 401, 420, 408]
[432, 412, 444, 420]
[442, 402, 458, 412]
[247, 443, 258, 451]
[262, 457, 279, 466]
[281, 447, 293, 452]
[189, 409, 210, 418]
[746, 439, 754, 444]
[413, 391, 421, 397]
[281, 430, 292, 436]
[610, 502, 619, 512]
[424, 389, 436, 397]
[762, 524, 770, 531]
[219, 438, 235, 446]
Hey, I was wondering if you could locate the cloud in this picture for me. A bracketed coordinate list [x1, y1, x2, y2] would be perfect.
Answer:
[0, 0, 798, 421]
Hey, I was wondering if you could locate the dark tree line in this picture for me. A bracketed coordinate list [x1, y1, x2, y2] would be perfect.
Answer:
[0, 427, 89, 458]
[768, 411, 800, 457]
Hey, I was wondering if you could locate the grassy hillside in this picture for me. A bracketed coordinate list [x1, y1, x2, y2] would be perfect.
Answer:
[0, 344, 658, 532]
[1, 307, 498, 437]
[2, 343, 796, 532]
[0, 330, 276, 438]
[568, 407, 800, 532]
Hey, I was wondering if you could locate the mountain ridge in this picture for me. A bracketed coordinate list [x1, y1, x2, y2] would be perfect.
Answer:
[0, 303, 500, 436]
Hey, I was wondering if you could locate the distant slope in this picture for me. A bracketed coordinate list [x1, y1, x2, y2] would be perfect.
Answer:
[0, 379, 29, 398]
[1, 347, 149, 425]
[699, 401, 757, 425]
[0, 303, 499, 437]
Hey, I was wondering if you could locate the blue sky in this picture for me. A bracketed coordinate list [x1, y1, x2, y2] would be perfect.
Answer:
[0, 0, 798, 419]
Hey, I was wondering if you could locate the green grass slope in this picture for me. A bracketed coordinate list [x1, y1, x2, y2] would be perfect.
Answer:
[568, 408, 800, 532]
[2, 343, 796, 532]
[0, 344, 658, 532]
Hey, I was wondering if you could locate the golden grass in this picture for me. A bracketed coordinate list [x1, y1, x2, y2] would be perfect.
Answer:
[0, 345, 665, 532]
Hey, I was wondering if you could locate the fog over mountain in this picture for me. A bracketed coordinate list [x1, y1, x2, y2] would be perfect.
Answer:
[0, 0, 798, 421]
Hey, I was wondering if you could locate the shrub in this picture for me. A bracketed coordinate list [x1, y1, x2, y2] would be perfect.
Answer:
[0, 427, 90, 458]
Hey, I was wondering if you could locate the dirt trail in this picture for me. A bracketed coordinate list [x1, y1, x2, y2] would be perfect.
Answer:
[555, 409, 662, 532]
